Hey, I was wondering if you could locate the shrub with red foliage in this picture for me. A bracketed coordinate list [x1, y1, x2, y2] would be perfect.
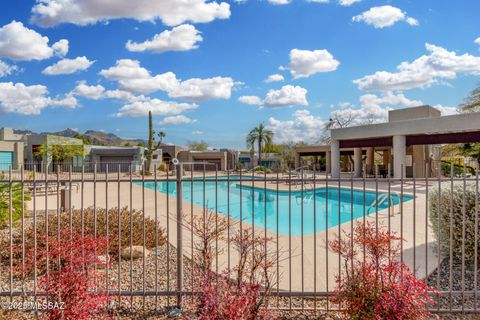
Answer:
[328, 222, 438, 320]
[21, 230, 111, 320]
[191, 271, 269, 320]
[43, 234, 110, 319]
[185, 211, 275, 320]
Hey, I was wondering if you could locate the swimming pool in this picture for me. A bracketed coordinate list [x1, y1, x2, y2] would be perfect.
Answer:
[139, 179, 413, 236]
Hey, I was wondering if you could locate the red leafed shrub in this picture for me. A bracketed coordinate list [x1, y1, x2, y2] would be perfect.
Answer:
[328, 222, 438, 320]
[33, 231, 111, 320]
[185, 211, 275, 320]
[41, 264, 109, 320]
[191, 271, 268, 320]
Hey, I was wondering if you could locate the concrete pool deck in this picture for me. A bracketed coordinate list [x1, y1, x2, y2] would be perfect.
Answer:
[26, 171, 440, 294]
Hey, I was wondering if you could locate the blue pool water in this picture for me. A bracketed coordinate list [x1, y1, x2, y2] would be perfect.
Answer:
[139, 178, 413, 236]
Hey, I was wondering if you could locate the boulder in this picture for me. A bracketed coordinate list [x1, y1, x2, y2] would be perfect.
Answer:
[120, 246, 150, 260]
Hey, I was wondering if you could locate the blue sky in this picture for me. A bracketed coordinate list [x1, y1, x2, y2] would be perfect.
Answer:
[0, 0, 479, 149]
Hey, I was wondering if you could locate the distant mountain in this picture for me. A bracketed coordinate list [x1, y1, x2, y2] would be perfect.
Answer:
[84, 130, 124, 145]
[42, 128, 79, 137]
[13, 128, 146, 147]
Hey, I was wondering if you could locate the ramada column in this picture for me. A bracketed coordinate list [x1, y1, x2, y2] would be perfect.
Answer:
[326, 151, 331, 174]
[354, 147, 362, 177]
[393, 135, 406, 179]
[331, 140, 340, 178]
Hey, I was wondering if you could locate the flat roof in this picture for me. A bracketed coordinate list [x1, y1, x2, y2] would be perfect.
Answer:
[331, 112, 480, 140]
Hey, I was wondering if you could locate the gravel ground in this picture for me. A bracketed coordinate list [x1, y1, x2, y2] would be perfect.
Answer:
[1, 240, 478, 319]
[426, 256, 480, 314]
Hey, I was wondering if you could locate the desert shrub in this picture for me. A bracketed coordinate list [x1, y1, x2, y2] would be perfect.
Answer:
[185, 211, 275, 320]
[328, 222, 438, 320]
[157, 162, 168, 172]
[254, 166, 267, 172]
[429, 183, 479, 260]
[1, 207, 166, 277]
[38, 231, 111, 320]
[0, 182, 31, 228]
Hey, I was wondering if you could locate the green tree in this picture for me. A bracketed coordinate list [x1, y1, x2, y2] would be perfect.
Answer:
[73, 134, 91, 145]
[459, 84, 480, 160]
[34, 144, 84, 162]
[460, 84, 480, 113]
[187, 140, 209, 151]
[0, 182, 31, 227]
[246, 123, 273, 164]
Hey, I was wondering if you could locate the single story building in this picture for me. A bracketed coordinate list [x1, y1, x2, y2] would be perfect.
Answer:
[159, 144, 185, 164]
[84, 145, 147, 172]
[24, 134, 84, 164]
[0, 128, 24, 171]
[177, 149, 237, 171]
[238, 151, 256, 170]
[330, 105, 480, 178]
[259, 153, 282, 169]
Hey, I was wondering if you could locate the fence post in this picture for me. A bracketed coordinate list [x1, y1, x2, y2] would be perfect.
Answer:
[175, 163, 183, 307]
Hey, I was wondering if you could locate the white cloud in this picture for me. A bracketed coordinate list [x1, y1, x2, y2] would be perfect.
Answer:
[100, 59, 177, 94]
[263, 85, 308, 107]
[192, 130, 203, 135]
[0, 20, 68, 61]
[359, 91, 422, 110]
[352, 5, 418, 29]
[31, 0, 231, 27]
[475, 37, 480, 45]
[0, 60, 16, 77]
[239, 85, 308, 108]
[307, 0, 330, 3]
[100, 59, 234, 100]
[268, 0, 290, 4]
[268, 109, 325, 143]
[126, 24, 202, 53]
[328, 92, 426, 125]
[339, 101, 352, 108]
[433, 104, 458, 116]
[238, 95, 262, 105]
[406, 17, 419, 26]
[0, 82, 77, 115]
[284, 48, 339, 79]
[354, 43, 480, 91]
[72, 81, 105, 100]
[42, 56, 94, 75]
[338, 0, 361, 6]
[264, 74, 284, 83]
[49, 95, 78, 108]
[116, 98, 198, 117]
[52, 39, 69, 57]
[159, 115, 196, 125]
[104, 89, 140, 102]
[99, 59, 150, 80]
[168, 76, 234, 101]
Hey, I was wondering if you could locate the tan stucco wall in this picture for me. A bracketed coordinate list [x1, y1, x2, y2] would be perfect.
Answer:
[388, 105, 441, 122]
[331, 111, 480, 140]
[177, 151, 228, 170]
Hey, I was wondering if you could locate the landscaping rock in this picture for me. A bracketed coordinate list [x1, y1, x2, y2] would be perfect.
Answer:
[120, 246, 150, 260]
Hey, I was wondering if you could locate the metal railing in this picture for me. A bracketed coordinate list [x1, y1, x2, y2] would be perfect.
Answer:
[0, 161, 479, 315]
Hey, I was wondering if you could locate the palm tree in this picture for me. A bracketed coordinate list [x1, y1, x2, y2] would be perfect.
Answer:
[246, 123, 273, 165]
[156, 131, 166, 149]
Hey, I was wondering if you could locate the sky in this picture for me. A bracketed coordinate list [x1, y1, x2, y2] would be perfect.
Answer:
[0, 0, 479, 149]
